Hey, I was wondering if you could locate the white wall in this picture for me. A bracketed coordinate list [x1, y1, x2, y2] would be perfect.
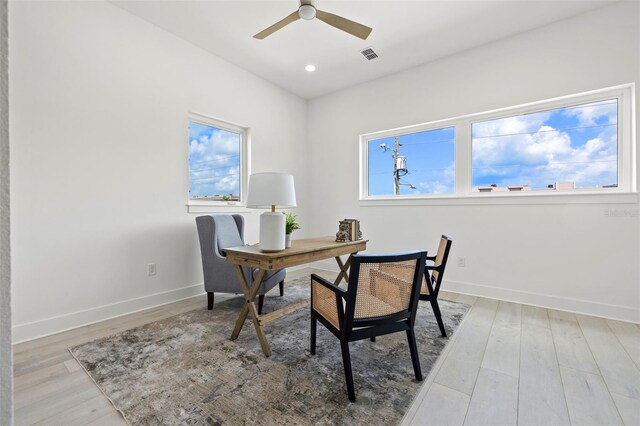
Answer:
[307, 2, 640, 322]
[9, 0, 308, 341]
[1, 0, 13, 422]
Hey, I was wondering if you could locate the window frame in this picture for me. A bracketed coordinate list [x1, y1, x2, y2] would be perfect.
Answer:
[186, 112, 250, 211]
[360, 84, 636, 205]
[360, 118, 459, 200]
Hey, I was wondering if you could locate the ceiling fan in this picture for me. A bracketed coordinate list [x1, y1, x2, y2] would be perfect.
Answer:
[253, 0, 373, 40]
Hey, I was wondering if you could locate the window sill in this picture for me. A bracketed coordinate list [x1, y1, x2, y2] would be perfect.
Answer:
[360, 191, 639, 206]
[187, 201, 253, 214]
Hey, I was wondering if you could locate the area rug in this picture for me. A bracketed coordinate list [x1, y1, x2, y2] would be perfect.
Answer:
[70, 276, 469, 425]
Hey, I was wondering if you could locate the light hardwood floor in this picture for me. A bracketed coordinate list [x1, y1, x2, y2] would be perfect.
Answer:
[13, 268, 640, 425]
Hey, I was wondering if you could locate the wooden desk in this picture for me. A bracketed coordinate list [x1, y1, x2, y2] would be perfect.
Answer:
[225, 236, 367, 357]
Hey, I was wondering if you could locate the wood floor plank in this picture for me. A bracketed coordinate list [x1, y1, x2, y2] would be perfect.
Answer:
[463, 368, 518, 426]
[407, 383, 470, 426]
[15, 375, 102, 425]
[521, 305, 550, 329]
[610, 391, 640, 426]
[13, 362, 68, 392]
[13, 349, 74, 377]
[560, 366, 623, 425]
[64, 358, 82, 373]
[434, 298, 498, 395]
[606, 319, 640, 371]
[481, 302, 521, 378]
[549, 310, 599, 375]
[439, 291, 459, 302]
[493, 301, 522, 328]
[14, 369, 91, 410]
[518, 311, 570, 426]
[455, 294, 477, 306]
[33, 394, 116, 426]
[577, 314, 640, 400]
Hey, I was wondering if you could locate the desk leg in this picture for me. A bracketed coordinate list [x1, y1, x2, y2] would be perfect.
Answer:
[230, 267, 271, 357]
[334, 253, 357, 286]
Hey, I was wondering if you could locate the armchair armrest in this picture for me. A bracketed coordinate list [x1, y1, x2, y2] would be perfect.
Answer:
[310, 274, 347, 298]
[311, 273, 345, 331]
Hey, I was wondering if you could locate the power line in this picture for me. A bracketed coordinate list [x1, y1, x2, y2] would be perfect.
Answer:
[190, 172, 240, 183]
[189, 154, 239, 166]
[471, 159, 616, 170]
[472, 123, 616, 140]
[374, 137, 455, 147]
[190, 163, 240, 173]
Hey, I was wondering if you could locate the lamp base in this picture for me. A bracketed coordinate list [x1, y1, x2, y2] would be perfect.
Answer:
[259, 211, 285, 252]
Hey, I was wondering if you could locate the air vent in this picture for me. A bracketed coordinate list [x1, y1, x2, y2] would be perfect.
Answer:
[360, 47, 379, 61]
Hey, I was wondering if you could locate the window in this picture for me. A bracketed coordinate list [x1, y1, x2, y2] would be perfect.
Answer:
[364, 126, 455, 197]
[360, 84, 635, 202]
[188, 113, 247, 205]
[472, 99, 618, 193]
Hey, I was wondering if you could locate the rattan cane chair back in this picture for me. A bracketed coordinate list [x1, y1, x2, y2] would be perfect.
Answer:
[419, 235, 453, 337]
[421, 235, 452, 296]
[355, 260, 416, 319]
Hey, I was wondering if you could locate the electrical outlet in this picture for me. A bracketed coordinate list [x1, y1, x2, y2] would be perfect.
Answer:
[457, 257, 466, 267]
[147, 263, 157, 276]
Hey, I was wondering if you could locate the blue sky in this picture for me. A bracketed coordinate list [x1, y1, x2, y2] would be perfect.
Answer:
[472, 99, 618, 189]
[188, 121, 240, 198]
[368, 127, 455, 196]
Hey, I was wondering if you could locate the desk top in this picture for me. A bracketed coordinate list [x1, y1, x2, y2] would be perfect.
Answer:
[224, 236, 367, 270]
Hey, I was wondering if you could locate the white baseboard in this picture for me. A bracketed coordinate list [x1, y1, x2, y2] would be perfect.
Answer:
[304, 260, 640, 323]
[12, 283, 205, 344]
[446, 279, 639, 323]
[12, 265, 314, 344]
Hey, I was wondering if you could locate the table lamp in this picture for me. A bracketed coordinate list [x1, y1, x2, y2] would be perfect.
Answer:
[245, 172, 297, 252]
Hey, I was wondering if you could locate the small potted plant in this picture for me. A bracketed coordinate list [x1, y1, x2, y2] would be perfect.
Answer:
[284, 212, 300, 248]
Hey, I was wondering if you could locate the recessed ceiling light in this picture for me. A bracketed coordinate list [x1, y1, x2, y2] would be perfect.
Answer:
[305, 64, 316, 72]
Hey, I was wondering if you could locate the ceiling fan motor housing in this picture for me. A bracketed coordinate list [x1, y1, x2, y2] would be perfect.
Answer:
[298, 4, 316, 20]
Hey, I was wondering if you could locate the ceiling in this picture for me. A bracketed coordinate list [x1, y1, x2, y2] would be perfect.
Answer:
[111, 0, 613, 99]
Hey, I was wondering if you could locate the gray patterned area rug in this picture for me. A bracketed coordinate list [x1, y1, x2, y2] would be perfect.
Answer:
[70, 276, 469, 426]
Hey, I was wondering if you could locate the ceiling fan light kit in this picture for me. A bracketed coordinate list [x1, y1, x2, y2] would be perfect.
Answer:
[298, 4, 316, 20]
[253, 0, 372, 40]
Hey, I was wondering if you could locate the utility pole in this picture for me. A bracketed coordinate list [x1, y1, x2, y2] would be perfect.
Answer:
[393, 136, 401, 195]
[381, 136, 414, 195]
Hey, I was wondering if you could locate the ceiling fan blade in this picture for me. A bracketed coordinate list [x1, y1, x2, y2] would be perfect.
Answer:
[254, 10, 300, 39]
[315, 9, 372, 40]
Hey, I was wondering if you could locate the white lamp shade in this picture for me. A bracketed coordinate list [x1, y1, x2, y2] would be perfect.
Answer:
[245, 173, 297, 209]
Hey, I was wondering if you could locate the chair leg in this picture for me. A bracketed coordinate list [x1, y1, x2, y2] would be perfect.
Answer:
[310, 315, 317, 355]
[430, 299, 447, 337]
[406, 328, 423, 381]
[340, 340, 356, 402]
[258, 294, 265, 315]
[207, 292, 214, 310]
[279, 280, 284, 296]
[370, 336, 376, 342]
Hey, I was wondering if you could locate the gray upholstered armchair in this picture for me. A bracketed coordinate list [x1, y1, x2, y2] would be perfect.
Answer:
[196, 214, 286, 314]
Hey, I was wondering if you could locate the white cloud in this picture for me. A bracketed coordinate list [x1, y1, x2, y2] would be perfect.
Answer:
[417, 161, 455, 194]
[562, 100, 617, 127]
[473, 112, 617, 189]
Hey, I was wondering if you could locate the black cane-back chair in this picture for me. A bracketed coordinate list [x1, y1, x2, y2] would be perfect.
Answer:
[310, 251, 427, 402]
[420, 235, 453, 337]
